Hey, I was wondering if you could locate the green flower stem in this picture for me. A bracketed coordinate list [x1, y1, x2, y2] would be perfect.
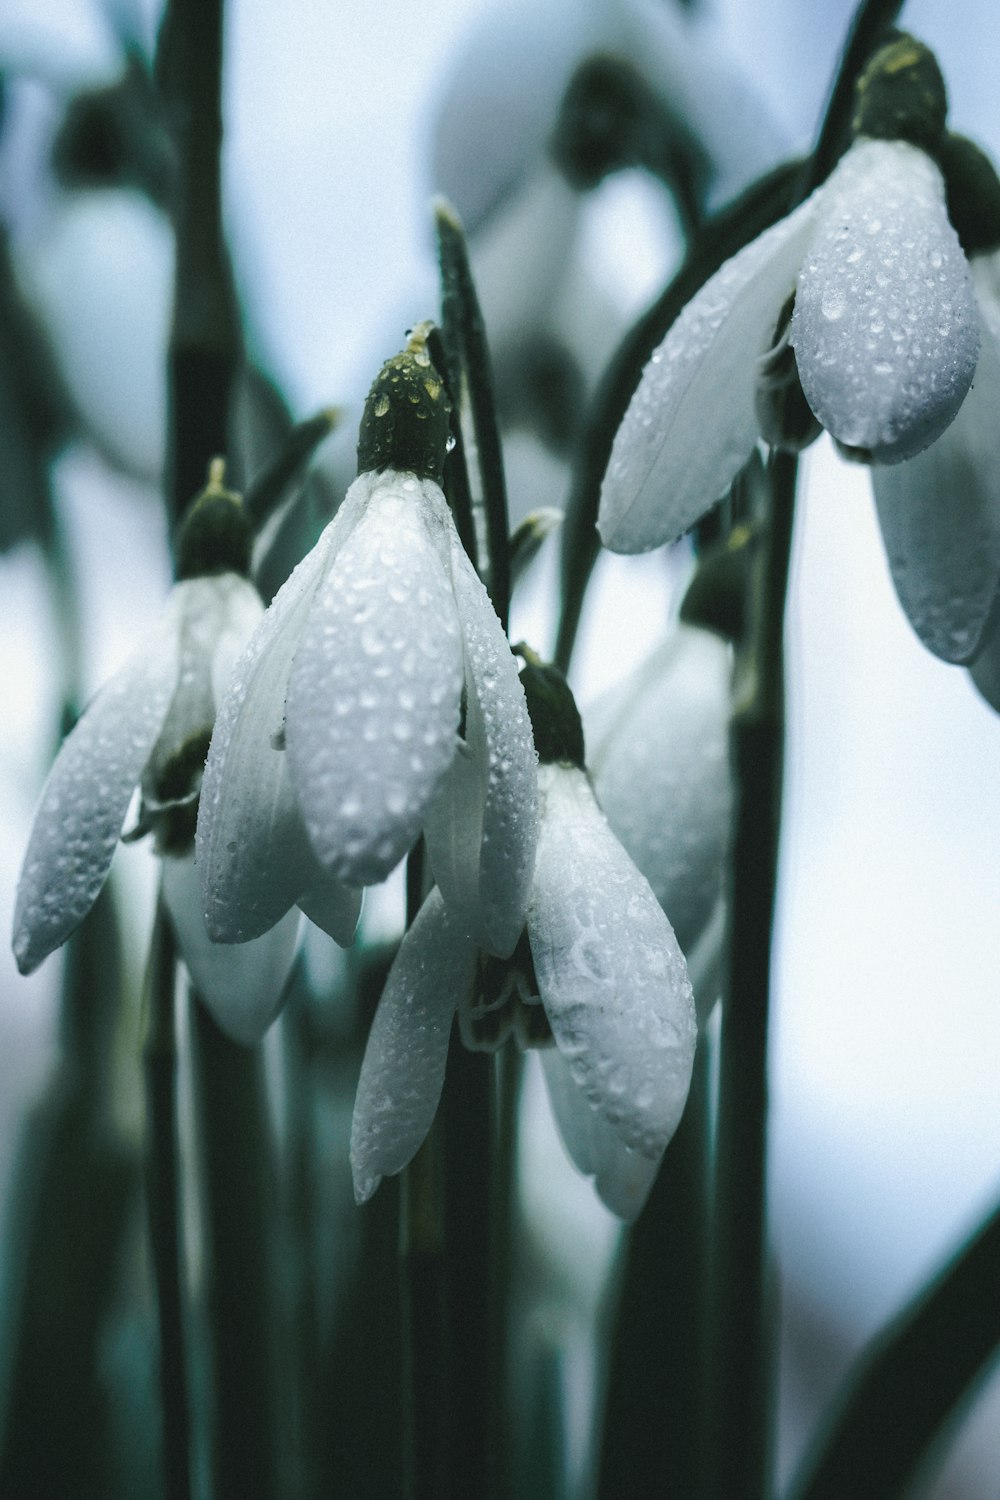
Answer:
[787, 1194, 1000, 1499]
[189, 1000, 283, 1500]
[443, 1039, 497, 1500]
[143, 901, 192, 1500]
[706, 451, 797, 1500]
[156, 0, 240, 524]
[435, 200, 512, 630]
[400, 1130, 449, 1500]
[597, 1035, 713, 1499]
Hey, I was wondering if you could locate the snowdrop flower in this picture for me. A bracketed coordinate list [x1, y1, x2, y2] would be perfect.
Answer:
[599, 37, 981, 557]
[197, 329, 538, 969]
[12, 465, 301, 1041]
[870, 135, 1000, 663]
[350, 658, 696, 1221]
[586, 620, 731, 986]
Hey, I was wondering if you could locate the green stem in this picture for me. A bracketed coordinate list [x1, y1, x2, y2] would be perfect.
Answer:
[787, 1196, 1000, 1500]
[597, 1038, 712, 1499]
[189, 1000, 283, 1500]
[400, 1132, 449, 1500]
[707, 452, 797, 1500]
[157, 0, 240, 525]
[143, 902, 192, 1500]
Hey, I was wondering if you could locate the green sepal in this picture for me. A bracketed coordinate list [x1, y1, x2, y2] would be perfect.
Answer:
[851, 34, 948, 155]
[175, 459, 252, 580]
[356, 323, 452, 484]
[941, 133, 1000, 255]
[516, 649, 585, 769]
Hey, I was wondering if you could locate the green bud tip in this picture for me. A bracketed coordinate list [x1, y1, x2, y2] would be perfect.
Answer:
[356, 322, 453, 484]
[852, 34, 948, 156]
[515, 645, 585, 769]
[941, 133, 1000, 255]
[175, 458, 253, 581]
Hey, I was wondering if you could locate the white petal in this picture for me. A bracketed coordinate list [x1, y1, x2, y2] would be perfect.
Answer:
[13, 597, 182, 973]
[144, 573, 264, 791]
[527, 765, 697, 1160]
[587, 624, 731, 951]
[350, 888, 475, 1203]
[792, 139, 980, 463]
[423, 523, 538, 958]
[870, 264, 1000, 662]
[540, 1047, 660, 1222]
[195, 483, 369, 942]
[297, 875, 363, 946]
[598, 193, 817, 552]
[286, 473, 465, 885]
[161, 853, 300, 1046]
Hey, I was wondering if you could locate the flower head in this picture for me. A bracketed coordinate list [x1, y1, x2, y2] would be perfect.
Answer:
[197, 332, 538, 975]
[598, 38, 981, 557]
[349, 659, 696, 1221]
[11, 469, 303, 1037]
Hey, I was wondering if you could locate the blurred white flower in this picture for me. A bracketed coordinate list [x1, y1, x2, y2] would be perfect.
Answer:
[350, 760, 696, 1222]
[197, 467, 538, 963]
[599, 136, 980, 554]
[586, 621, 732, 968]
[12, 569, 300, 1039]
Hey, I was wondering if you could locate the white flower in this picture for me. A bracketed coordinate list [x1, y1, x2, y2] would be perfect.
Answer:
[586, 621, 732, 972]
[870, 250, 1000, 661]
[196, 467, 538, 962]
[350, 762, 696, 1221]
[598, 137, 981, 555]
[12, 571, 301, 1040]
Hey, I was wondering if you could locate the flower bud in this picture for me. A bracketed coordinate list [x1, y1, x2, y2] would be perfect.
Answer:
[517, 652, 585, 768]
[175, 458, 252, 580]
[356, 322, 453, 483]
[941, 133, 1000, 255]
[851, 34, 948, 155]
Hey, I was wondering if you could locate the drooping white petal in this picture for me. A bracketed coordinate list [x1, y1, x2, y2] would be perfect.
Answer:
[587, 623, 731, 952]
[196, 483, 368, 941]
[144, 573, 264, 792]
[870, 261, 1000, 662]
[792, 138, 980, 464]
[161, 853, 300, 1046]
[286, 472, 465, 886]
[351, 887, 476, 1203]
[424, 520, 538, 958]
[599, 193, 818, 552]
[540, 1047, 660, 1222]
[13, 597, 182, 974]
[527, 765, 697, 1160]
[297, 873, 363, 946]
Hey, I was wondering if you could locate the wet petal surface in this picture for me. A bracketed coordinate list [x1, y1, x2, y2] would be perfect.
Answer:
[196, 489, 363, 941]
[13, 597, 182, 973]
[286, 473, 465, 885]
[424, 522, 538, 958]
[541, 1047, 660, 1221]
[599, 193, 816, 552]
[351, 887, 476, 1202]
[793, 139, 979, 463]
[527, 766, 697, 1160]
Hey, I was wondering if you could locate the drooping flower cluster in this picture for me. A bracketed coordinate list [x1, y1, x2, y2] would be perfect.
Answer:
[196, 328, 539, 974]
[351, 658, 698, 1221]
[12, 465, 301, 1041]
[597, 36, 1000, 666]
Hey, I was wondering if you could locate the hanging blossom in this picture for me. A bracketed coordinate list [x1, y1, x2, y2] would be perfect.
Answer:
[585, 617, 732, 1017]
[196, 328, 538, 995]
[351, 657, 697, 1222]
[868, 134, 1000, 663]
[12, 465, 307, 1042]
[598, 38, 982, 611]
